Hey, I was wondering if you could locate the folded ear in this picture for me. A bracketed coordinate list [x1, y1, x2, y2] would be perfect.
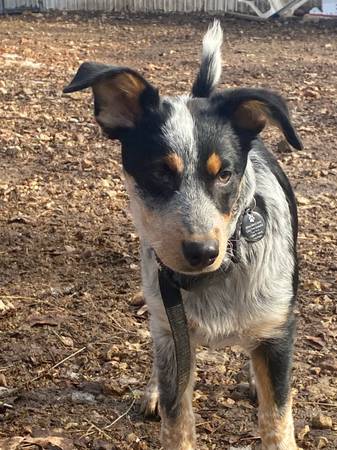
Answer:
[63, 62, 159, 136]
[212, 88, 303, 150]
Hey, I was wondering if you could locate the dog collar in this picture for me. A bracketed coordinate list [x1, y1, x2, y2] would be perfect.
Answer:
[157, 196, 266, 415]
[230, 196, 266, 263]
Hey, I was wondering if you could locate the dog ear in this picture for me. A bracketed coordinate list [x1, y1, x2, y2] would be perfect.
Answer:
[63, 62, 159, 136]
[212, 88, 303, 150]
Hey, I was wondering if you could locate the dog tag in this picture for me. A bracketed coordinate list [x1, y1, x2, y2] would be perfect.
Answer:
[241, 210, 266, 242]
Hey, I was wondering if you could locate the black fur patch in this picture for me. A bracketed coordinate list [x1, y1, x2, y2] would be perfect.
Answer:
[256, 315, 296, 409]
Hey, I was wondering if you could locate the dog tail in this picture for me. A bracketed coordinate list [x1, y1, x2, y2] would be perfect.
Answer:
[192, 20, 223, 98]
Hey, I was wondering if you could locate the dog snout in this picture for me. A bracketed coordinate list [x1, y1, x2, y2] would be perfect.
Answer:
[182, 239, 219, 268]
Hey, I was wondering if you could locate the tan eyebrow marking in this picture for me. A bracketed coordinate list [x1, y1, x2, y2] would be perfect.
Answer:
[206, 152, 222, 176]
[164, 153, 184, 174]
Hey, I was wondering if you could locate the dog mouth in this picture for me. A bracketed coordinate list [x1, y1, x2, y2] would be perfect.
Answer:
[154, 250, 229, 276]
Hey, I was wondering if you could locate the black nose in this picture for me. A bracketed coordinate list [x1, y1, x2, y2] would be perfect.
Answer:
[182, 239, 219, 268]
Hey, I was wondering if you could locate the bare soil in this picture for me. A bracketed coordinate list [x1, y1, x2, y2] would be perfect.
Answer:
[0, 12, 336, 450]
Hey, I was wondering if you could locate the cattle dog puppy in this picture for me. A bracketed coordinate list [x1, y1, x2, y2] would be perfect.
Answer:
[64, 21, 302, 450]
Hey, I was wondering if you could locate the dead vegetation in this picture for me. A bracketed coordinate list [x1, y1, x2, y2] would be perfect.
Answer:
[0, 12, 336, 450]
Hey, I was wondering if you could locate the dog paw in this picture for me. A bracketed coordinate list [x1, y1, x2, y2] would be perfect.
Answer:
[140, 383, 160, 420]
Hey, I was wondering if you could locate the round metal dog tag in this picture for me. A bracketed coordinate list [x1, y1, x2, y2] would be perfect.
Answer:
[241, 210, 266, 242]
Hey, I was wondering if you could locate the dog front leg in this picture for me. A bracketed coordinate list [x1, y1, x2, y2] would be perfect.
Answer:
[250, 318, 298, 450]
[140, 364, 160, 418]
[154, 330, 196, 450]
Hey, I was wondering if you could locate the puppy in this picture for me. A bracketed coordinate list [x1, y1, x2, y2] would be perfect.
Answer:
[64, 21, 302, 450]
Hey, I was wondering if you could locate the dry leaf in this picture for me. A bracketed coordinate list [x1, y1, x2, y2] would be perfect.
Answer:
[0, 299, 15, 316]
[136, 304, 148, 316]
[305, 335, 325, 349]
[28, 314, 61, 327]
[0, 436, 73, 450]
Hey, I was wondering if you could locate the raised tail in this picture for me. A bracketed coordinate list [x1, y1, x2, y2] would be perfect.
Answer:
[192, 20, 223, 98]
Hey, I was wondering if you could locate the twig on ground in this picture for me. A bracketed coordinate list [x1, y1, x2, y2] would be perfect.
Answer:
[27, 346, 86, 384]
[196, 420, 213, 428]
[238, 436, 260, 442]
[50, 328, 71, 347]
[79, 424, 95, 440]
[88, 422, 113, 440]
[105, 398, 136, 429]
[108, 314, 138, 335]
[297, 400, 337, 408]
[51, 346, 86, 370]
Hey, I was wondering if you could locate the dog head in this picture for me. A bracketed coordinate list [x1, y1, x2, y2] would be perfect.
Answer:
[64, 21, 302, 275]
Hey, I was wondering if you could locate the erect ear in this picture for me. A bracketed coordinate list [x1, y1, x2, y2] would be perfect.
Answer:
[63, 62, 159, 136]
[212, 88, 303, 150]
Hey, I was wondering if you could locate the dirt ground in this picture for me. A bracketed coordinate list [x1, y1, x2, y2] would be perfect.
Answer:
[0, 11, 336, 450]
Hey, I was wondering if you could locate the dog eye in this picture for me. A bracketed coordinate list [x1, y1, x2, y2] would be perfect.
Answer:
[218, 170, 232, 184]
[152, 164, 173, 183]
[146, 162, 180, 196]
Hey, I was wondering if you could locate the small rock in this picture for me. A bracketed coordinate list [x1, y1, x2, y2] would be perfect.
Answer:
[317, 436, 329, 449]
[297, 424, 310, 441]
[312, 414, 333, 430]
[71, 390, 96, 404]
